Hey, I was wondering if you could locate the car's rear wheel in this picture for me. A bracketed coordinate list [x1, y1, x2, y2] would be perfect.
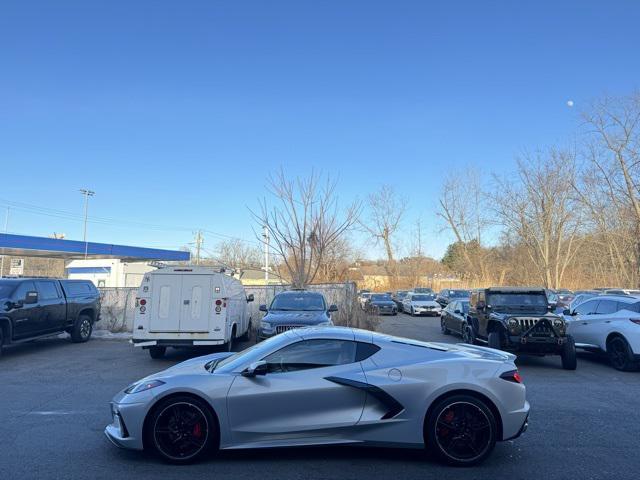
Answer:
[427, 394, 497, 466]
[561, 335, 577, 370]
[70, 314, 93, 343]
[441, 317, 450, 335]
[149, 346, 166, 359]
[147, 396, 218, 464]
[607, 336, 635, 371]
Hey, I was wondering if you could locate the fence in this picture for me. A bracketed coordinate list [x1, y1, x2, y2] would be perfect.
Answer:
[96, 282, 374, 333]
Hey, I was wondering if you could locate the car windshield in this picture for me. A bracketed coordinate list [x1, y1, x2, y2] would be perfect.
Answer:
[270, 293, 326, 311]
[371, 294, 392, 301]
[488, 293, 547, 307]
[460, 301, 470, 313]
[212, 335, 285, 372]
[412, 294, 433, 301]
[449, 290, 470, 297]
[0, 282, 16, 297]
[413, 288, 433, 294]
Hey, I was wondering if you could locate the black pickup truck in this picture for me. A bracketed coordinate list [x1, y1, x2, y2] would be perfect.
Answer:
[0, 278, 101, 356]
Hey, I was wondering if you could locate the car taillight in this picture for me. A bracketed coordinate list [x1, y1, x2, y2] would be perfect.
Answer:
[500, 370, 523, 384]
[139, 299, 147, 306]
[215, 300, 222, 306]
[630, 319, 640, 325]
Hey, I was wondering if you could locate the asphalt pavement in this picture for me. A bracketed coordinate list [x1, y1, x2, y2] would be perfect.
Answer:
[0, 314, 639, 480]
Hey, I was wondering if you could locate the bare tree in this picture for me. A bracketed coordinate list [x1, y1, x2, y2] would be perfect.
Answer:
[251, 170, 360, 288]
[493, 149, 584, 288]
[359, 185, 405, 288]
[580, 92, 640, 286]
[437, 168, 493, 283]
[213, 239, 262, 269]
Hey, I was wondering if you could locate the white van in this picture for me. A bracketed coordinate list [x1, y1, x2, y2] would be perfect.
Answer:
[132, 266, 254, 358]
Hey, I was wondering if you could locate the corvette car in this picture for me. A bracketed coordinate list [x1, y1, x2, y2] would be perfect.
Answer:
[105, 327, 530, 466]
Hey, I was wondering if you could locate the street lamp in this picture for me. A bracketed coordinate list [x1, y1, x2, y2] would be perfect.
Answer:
[80, 189, 95, 259]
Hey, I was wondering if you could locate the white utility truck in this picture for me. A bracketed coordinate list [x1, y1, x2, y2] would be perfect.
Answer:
[132, 266, 254, 358]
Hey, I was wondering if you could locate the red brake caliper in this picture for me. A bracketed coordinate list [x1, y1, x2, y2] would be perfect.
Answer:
[193, 422, 202, 438]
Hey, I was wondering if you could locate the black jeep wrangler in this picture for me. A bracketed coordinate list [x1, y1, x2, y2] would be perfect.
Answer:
[467, 287, 576, 370]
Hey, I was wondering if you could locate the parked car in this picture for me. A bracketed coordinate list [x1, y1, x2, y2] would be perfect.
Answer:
[257, 290, 336, 340]
[564, 295, 640, 371]
[436, 289, 471, 307]
[603, 288, 640, 296]
[132, 266, 253, 358]
[359, 292, 372, 310]
[440, 300, 473, 343]
[569, 292, 599, 310]
[391, 290, 409, 312]
[402, 293, 441, 316]
[105, 327, 529, 466]
[0, 278, 100, 356]
[467, 287, 576, 370]
[413, 287, 434, 294]
[365, 293, 398, 315]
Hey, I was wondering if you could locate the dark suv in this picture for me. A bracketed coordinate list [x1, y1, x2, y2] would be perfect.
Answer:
[257, 290, 337, 341]
[467, 287, 576, 370]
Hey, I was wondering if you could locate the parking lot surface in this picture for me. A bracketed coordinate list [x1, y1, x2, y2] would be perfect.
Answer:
[1, 315, 639, 480]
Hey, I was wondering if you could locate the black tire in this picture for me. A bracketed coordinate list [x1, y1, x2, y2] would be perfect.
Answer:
[441, 317, 450, 335]
[70, 314, 93, 343]
[149, 346, 166, 359]
[426, 394, 497, 466]
[607, 336, 635, 371]
[411, 307, 415, 317]
[487, 331, 502, 350]
[561, 335, 577, 370]
[145, 395, 218, 464]
[462, 323, 476, 344]
[225, 327, 236, 352]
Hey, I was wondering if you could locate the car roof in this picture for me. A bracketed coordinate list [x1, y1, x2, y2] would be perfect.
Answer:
[276, 290, 323, 296]
[485, 286, 546, 293]
[592, 294, 639, 302]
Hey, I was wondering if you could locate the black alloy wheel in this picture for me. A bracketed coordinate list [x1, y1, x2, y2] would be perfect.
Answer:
[150, 398, 216, 463]
[441, 317, 450, 335]
[71, 315, 93, 343]
[607, 336, 636, 371]
[462, 323, 475, 344]
[428, 395, 497, 466]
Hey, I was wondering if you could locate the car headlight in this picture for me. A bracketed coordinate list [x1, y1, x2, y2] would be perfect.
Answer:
[553, 318, 565, 331]
[124, 379, 165, 394]
[507, 318, 520, 333]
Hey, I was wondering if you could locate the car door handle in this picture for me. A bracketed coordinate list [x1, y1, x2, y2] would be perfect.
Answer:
[605, 320, 611, 323]
[581, 322, 588, 325]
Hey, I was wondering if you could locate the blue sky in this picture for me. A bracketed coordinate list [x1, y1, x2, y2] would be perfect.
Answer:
[1, 0, 638, 259]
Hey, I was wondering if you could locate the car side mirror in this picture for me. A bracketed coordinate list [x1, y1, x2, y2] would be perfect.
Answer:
[246, 294, 255, 303]
[259, 304, 268, 312]
[562, 308, 571, 316]
[328, 304, 338, 313]
[454, 309, 461, 314]
[242, 360, 268, 377]
[24, 291, 38, 305]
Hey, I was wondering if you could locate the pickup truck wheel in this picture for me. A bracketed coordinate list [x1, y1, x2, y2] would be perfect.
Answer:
[70, 315, 93, 343]
[149, 346, 166, 359]
[487, 331, 502, 350]
[561, 335, 577, 370]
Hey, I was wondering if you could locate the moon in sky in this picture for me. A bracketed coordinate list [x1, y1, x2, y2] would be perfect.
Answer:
[567, 100, 574, 107]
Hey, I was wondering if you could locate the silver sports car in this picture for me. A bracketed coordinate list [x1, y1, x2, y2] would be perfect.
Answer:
[105, 327, 529, 466]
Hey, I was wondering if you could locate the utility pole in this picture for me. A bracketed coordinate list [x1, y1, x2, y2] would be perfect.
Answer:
[194, 230, 203, 265]
[262, 225, 270, 283]
[80, 189, 95, 259]
[0, 206, 9, 278]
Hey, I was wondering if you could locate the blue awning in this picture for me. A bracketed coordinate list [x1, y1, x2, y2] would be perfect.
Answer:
[0, 233, 190, 262]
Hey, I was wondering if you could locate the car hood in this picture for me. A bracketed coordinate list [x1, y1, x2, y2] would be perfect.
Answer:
[412, 301, 440, 307]
[491, 311, 560, 320]
[264, 311, 329, 324]
[141, 352, 236, 381]
[370, 300, 396, 306]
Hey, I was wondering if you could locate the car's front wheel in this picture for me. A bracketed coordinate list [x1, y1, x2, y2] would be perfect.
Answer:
[440, 317, 450, 335]
[426, 394, 497, 466]
[147, 395, 218, 464]
[561, 335, 577, 370]
[462, 323, 475, 344]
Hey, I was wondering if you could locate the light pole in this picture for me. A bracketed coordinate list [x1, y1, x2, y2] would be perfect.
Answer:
[0, 206, 9, 277]
[80, 189, 95, 259]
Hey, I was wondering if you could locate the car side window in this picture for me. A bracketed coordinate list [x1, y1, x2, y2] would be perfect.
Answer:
[574, 299, 598, 315]
[626, 302, 640, 313]
[37, 281, 61, 300]
[263, 339, 357, 373]
[13, 281, 36, 301]
[595, 300, 618, 315]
